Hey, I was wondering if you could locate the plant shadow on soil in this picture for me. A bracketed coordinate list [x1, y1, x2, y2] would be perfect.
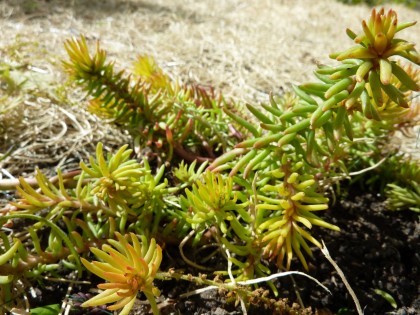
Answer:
[23, 184, 419, 315]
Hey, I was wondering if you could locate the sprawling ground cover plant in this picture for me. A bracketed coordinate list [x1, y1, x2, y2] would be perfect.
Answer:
[0, 7, 419, 315]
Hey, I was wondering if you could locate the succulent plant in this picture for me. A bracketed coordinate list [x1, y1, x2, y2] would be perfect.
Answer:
[81, 232, 162, 315]
[0, 7, 419, 315]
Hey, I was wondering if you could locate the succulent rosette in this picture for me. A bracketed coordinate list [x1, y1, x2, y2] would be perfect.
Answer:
[81, 232, 162, 315]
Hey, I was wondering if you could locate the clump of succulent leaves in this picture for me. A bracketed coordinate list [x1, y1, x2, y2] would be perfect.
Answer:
[0, 8, 419, 315]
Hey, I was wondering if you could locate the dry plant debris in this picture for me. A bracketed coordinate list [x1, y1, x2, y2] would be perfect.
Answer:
[1, 0, 419, 178]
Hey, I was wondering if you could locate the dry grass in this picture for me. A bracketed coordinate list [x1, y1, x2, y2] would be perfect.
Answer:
[0, 0, 419, 178]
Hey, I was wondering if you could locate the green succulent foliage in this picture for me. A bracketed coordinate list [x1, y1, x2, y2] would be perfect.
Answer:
[294, 8, 419, 141]
[79, 143, 149, 209]
[0, 143, 172, 285]
[210, 92, 348, 181]
[79, 142, 168, 224]
[63, 36, 149, 128]
[254, 155, 340, 270]
[338, 72, 420, 214]
[63, 36, 241, 163]
[181, 170, 271, 282]
[208, 121, 341, 271]
[173, 159, 209, 187]
[182, 171, 249, 231]
[205, 9, 420, 273]
[382, 156, 420, 213]
[0, 213, 83, 289]
[386, 181, 420, 213]
[9, 168, 78, 214]
[29, 304, 61, 315]
[1, 8, 419, 314]
[7, 143, 169, 231]
[76, 143, 172, 237]
[0, 235, 22, 281]
[387, 155, 420, 187]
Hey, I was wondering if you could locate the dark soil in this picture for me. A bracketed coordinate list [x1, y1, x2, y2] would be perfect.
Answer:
[23, 186, 419, 315]
[301, 188, 419, 315]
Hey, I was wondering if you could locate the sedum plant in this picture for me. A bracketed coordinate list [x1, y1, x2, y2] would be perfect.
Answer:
[63, 37, 241, 164]
[81, 232, 162, 315]
[0, 7, 419, 315]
